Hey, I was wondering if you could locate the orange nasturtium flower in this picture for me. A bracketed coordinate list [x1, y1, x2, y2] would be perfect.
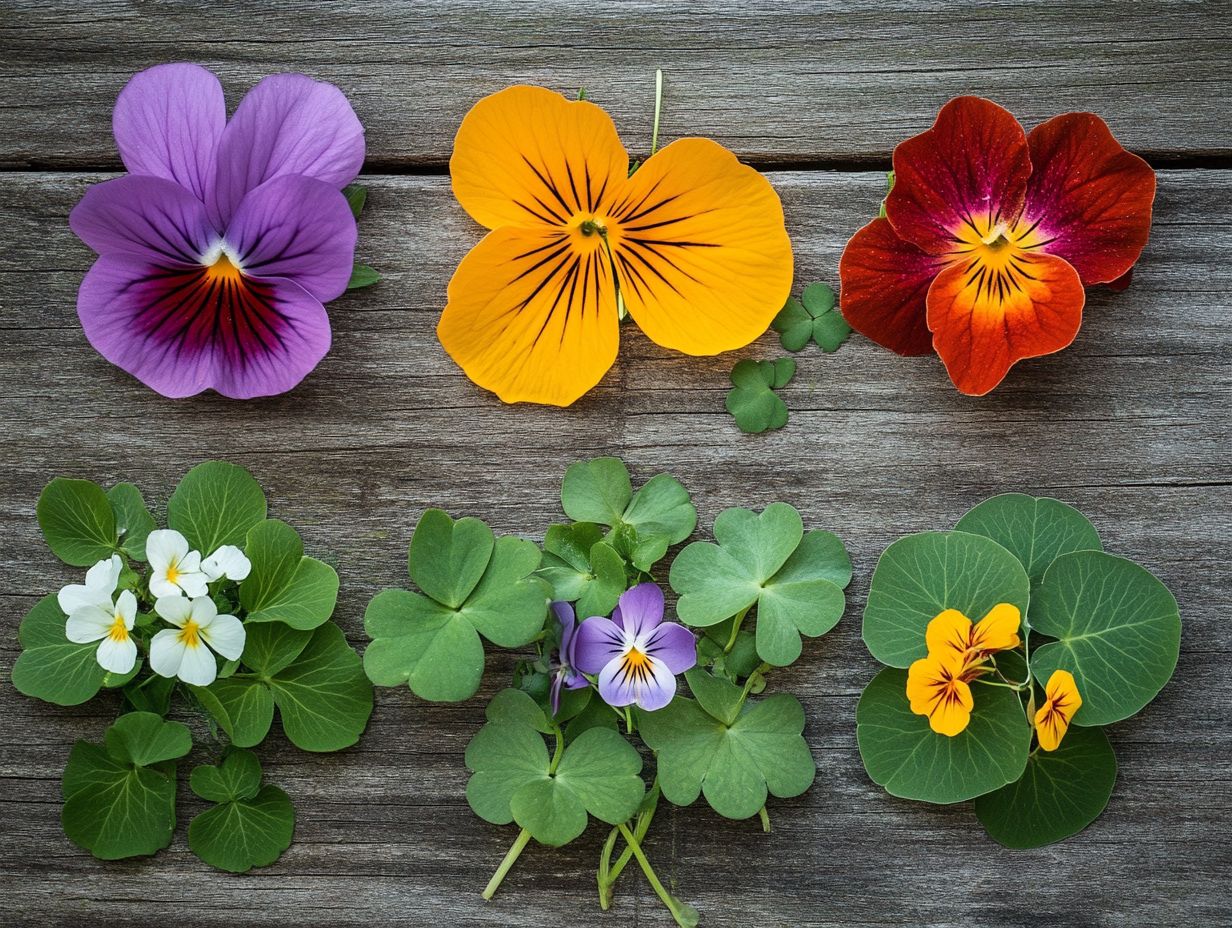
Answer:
[926, 604, 1022, 666]
[839, 96, 1155, 395]
[1034, 669, 1082, 751]
[441, 86, 794, 406]
[907, 649, 975, 737]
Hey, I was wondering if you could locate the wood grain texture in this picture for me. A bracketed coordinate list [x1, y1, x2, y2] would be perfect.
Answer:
[1, 164, 1229, 926]
[1, 0, 1230, 169]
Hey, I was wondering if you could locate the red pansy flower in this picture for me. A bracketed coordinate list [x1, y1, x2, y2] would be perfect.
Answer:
[839, 96, 1155, 395]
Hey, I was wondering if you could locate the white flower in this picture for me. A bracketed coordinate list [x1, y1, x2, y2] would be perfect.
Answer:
[146, 529, 209, 598]
[201, 544, 252, 583]
[149, 595, 245, 687]
[57, 554, 123, 616]
[65, 589, 140, 675]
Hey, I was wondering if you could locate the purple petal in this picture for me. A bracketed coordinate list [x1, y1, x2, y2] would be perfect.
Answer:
[113, 63, 226, 203]
[70, 175, 215, 265]
[573, 616, 627, 675]
[77, 255, 331, 399]
[645, 622, 697, 675]
[209, 73, 365, 227]
[225, 175, 356, 302]
[564, 669, 588, 690]
[616, 583, 665, 640]
[597, 653, 677, 711]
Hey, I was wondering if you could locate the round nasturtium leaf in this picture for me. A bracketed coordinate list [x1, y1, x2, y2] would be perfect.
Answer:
[975, 724, 1117, 848]
[862, 531, 1031, 668]
[12, 594, 106, 706]
[856, 667, 1031, 804]
[955, 493, 1102, 590]
[167, 461, 267, 556]
[1030, 550, 1180, 726]
[37, 477, 117, 566]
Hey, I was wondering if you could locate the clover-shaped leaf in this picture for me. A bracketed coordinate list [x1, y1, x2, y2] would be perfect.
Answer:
[167, 461, 267, 555]
[465, 717, 644, 847]
[61, 712, 191, 860]
[771, 283, 850, 353]
[856, 667, 1031, 804]
[974, 724, 1117, 849]
[1029, 550, 1180, 726]
[560, 458, 696, 571]
[537, 522, 627, 617]
[862, 530, 1031, 668]
[107, 483, 155, 562]
[188, 749, 295, 872]
[638, 694, 815, 820]
[726, 358, 795, 433]
[240, 519, 339, 630]
[37, 477, 117, 566]
[670, 503, 851, 666]
[364, 509, 549, 702]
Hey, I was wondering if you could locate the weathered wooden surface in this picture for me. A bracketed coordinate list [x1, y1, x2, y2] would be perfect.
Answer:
[2, 2, 1231, 926]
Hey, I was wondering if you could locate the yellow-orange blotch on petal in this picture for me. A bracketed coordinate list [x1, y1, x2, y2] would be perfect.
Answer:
[906, 651, 974, 736]
[1035, 669, 1082, 751]
[925, 603, 1021, 669]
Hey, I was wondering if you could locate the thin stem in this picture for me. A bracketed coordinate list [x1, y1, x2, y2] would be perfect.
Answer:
[723, 606, 751, 654]
[650, 69, 664, 155]
[549, 723, 565, 773]
[617, 822, 694, 927]
[623, 705, 636, 735]
[604, 779, 661, 898]
[758, 805, 771, 833]
[738, 662, 771, 708]
[972, 678, 1025, 690]
[482, 828, 532, 900]
[597, 826, 620, 910]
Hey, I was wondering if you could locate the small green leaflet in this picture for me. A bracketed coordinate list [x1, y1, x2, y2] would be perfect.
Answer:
[37, 477, 117, 566]
[188, 749, 295, 872]
[879, 170, 895, 218]
[670, 503, 851, 666]
[342, 184, 367, 218]
[536, 522, 627, 617]
[106, 483, 155, 562]
[856, 667, 1031, 804]
[347, 264, 380, 290]
[12, 594, 107, 706]
[1029, 550, 1181, 726]
[240, 519, 339, 629]
[560, 458, 697, 572]
[61, 712, 191, 860]
[726, 358, 795, 433]
[363, 509, 549, 701]
[167, 461, 267, 556]
[638, 694, 815, 820]
[770, 282, 850, 353]
[975, 724, 1117, 848]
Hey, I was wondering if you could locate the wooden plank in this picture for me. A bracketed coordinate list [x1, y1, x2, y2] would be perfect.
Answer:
[1, 1, 1230, 169]
[0, 168, 1229, 926]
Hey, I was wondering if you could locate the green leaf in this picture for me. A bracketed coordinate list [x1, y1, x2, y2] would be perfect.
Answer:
[576, 542, 627, 618]
[241, 520, 338, 629]
[242, 622, 313, 676]
[342, 184, 367, 218]
[975, 725, 1117, 848]
[12, 594, 106, 706]
[771, 284, 850, 353]
[855, 667, 1031, 804]
[123, 674, 176, 716]
[622, 473, 697, 570]
[60, 713, 191, 860]
[486, 687, 552, 733]
[1029, 551, 1180, 726]
[409, 509, 494, 609]
[954, 493, 1102, 591]
[363, 590, 484, 701]
[190, 749, 262, 802]
[639, 694, 815, 820]
[189, 784, 295, 872]
[346, 263, 381, 289]
[862, 531, 1031, 668]
[167, 461, 267, 555]
[671, 504, 849, 665]
[464, 720, 551, 825]
[192, 678, 276, 748]
[561, 458, 632, 526]
[37, 477, 117, 565]
[537, 524, 626, 615]
[771, 297, 813, 352]
[266, 623, 374, 752]
[544, 727, 644, 829]
[726, 359, 794, 433]
[684, 668, 744, 726]
[107, 483, 155, 561]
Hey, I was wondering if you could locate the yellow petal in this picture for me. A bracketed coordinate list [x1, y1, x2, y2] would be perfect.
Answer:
[924, 608, 974, 660]
[608, 138, 793, 354]
[928, 680, 974, 737]
[972, 602, 1022, 654]
[906, 652, 974, 737]
[1034, 669, 1082, 751]
[450, 85, 629, 231]
[438, 226, 619, 406]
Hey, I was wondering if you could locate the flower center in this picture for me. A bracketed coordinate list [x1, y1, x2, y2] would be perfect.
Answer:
[200, 240, 245, 280]
[107, 613, 129, 643]
[179, 619, 203, 650]
[624, 647, 650, 670]
[165, 559, 180, 586]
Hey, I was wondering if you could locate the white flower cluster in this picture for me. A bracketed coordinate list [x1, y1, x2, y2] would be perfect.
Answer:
[58, 529, 251, 687]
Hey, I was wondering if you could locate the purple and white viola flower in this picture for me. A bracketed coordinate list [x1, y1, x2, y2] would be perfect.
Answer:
[574, 583, 697, 712]
[69, 63, 365, 399]
[548, 601, 588, 716]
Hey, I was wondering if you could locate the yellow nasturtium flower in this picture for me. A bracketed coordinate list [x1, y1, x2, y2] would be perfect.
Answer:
[441, 85, 794, 406]
[1034, 669, 1082, 751]
[925, 603, 1022, 666]
[906, 650, 975, 736]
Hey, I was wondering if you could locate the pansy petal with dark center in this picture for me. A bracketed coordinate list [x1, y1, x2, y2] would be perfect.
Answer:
[598, 648, 677, 711]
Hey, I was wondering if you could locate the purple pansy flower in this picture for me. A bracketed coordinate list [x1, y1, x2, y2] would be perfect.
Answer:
[548, 601, 588, 716]
[68, 63, 365, 399]
[574, 583, 697, 712]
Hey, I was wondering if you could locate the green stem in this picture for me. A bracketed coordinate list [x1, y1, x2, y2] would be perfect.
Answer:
[758, 805, 771, 833]
[549, 723, 565, 773]
[597, 826, 620, 910]
[603, 779, 661, 901]
[617, 822, 693, 927]
[737, 662, 771, 708]
[623, 705, 636, 735]
[972, 678, 1025, 691]
[482, 828, 532, 900]
[650, 68, 664, 155]
[723, 606, 751, 654]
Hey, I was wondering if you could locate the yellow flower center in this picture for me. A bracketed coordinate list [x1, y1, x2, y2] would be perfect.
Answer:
[625, 647, 649, 670]
[205, 253, 244, 283]
[946, 212, 1053, 305]
[165, 558, 180, 586]
[107, 613, 129, 643]
[179, 619, 203, 650]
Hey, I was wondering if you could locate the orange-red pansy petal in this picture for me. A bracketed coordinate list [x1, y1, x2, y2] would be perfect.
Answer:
[927, 250, 1085, 395]
[450, 85, 629, 231]
[886, 96, 1032, 256]
[1024, 112, 1156, 285]
[438, 226, 619, 406]
[608, 138, 793, 355]
[838, 217, 942, 356]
